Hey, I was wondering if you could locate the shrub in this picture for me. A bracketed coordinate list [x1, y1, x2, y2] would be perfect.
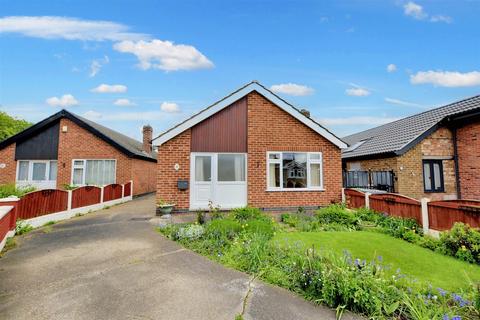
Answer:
[0, 184, 35, 198]
[244, 219, 275, 238]
[176, 224, 204, 240]
[230, 206, 264, 222]
[206, 219, 241, 240]
[316, 204, 359, 228]
[15, 220, 33, 235]
[440, 223, 480, 264]
[196, 211, 206, 225]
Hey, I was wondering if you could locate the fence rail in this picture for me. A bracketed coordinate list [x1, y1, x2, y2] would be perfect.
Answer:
[16, 189, 69, 220]
[343, 188, 480, 232]
[0, 181, 133, 229]
[71, 186, 102, 209]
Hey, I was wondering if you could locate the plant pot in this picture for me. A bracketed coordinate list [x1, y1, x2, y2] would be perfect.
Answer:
[157, 204, 175, 216]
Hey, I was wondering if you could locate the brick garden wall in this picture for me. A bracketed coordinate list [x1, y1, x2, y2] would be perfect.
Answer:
[247, 92, 342, 208]
[0, 143, 16, 185]
[131, 158, 157, 195]
[457, 121, 480, 199]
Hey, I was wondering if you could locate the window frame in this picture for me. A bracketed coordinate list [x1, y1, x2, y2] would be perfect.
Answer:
[71, 159, 117, 186]
[266, 151, 324, 192]
[16, 160, 57, 182]
[422, 159, 445, 193]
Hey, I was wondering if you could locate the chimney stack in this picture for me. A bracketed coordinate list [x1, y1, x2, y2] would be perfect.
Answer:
[300, 109, 310, 118]
[142, 125, 153, 153]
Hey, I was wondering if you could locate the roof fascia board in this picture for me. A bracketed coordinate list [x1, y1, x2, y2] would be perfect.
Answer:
[154, 82, 347, 149]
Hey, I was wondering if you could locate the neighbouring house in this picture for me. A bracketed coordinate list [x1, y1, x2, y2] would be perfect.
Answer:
[0, 109, 157, 196]
[153, 81, 347, 212]
[342, 95, 480, 201]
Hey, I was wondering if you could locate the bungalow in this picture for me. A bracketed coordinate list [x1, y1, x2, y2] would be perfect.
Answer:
[342, 94, 480, 200]
[153, 81, 347, 212]
[0, 110, 157, 196]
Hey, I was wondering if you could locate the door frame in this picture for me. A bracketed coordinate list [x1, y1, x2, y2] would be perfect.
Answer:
[189, 152, 248, 210]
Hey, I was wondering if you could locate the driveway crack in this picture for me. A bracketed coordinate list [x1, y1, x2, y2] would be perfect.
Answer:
[239, 274, 256, 318]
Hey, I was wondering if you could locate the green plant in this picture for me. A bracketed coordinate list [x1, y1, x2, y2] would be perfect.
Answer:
[244, 219, 275, 238]
[230, 206, 264, 222]
[196, 211, 206, 225]
[206, 219, 242, 240]
[0, 184, 35, 198]
[62, 184, 78, 190]
[0, 237, 16, 256]
[440, 223, 480, 264]
[15, 220, 33, 235]
[157, 199, 174, 206]
[43, 221, 56, 226]
[316, 204, 359, 228]
[176, 224, 205, 240]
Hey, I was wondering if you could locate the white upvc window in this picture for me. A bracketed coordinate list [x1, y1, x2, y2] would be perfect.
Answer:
[17, 160, 57, 182]
[266, 152, 323, 191]
[71, 159, 116, 186]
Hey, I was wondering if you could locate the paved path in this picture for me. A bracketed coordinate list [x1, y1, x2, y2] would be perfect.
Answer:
[0, 195, 357, 320]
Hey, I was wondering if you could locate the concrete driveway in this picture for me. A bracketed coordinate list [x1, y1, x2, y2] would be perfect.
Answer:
[0, 195, 357, 320]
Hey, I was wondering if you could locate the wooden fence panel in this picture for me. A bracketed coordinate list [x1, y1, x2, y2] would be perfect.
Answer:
[72, 186, 101, 209]
[103, 184, 123, 202]
[344, 189, 365, 208]
[123, 181, 132, 197]
[369, 193, 422, 224]
[16, 190, 68, 219]
[428, 200, 480, 231]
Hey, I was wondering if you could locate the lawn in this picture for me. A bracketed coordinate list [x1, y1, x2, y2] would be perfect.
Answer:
[274, 230, 480, 291]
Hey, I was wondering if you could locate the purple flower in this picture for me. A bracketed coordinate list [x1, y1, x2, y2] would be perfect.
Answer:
[437, 288, 447, 297]
[377, 255, 383, 262]
[452, 316, 461, 320]
[443, 315, 449, 320]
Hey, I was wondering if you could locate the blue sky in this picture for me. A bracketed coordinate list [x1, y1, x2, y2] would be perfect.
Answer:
[1, 0, 479, 141]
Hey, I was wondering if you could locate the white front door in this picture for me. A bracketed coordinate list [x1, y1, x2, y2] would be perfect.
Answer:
[190, 153, 247, 210]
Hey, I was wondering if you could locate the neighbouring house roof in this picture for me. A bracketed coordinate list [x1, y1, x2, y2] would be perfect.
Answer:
[342, 94, 480, 160]
[152, 81, 347, 149]
[0, 110, 157, 162]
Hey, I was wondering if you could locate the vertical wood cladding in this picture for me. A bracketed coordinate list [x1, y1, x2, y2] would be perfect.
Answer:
[191, 97, 247, 152]
[15, 122, 59, 160]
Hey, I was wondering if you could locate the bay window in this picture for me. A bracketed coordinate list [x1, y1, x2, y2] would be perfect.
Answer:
[72, 159, 116, 186]
[267, 152, 323, 190]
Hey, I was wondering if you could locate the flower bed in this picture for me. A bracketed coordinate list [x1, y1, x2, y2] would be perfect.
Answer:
[159, 206, 480, 320]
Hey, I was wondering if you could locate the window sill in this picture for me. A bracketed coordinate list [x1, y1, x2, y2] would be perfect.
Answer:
[266, 188, 325, 192]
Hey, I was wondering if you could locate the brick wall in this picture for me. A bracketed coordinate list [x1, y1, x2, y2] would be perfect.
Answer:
[456, 121, 480, 199]
[247, 92, 342, 208]
[131, 158, 156, 195]
[344, 126, 457, 200]
[57, 118, 135, 192]
[156, 129, 191, 209]
[0, 143, 16, 185]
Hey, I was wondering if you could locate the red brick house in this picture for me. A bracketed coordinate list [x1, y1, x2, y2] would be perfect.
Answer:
[342, 95, 480, 200]
[153, 81, 347, 212]
[0, 110, 157, 196]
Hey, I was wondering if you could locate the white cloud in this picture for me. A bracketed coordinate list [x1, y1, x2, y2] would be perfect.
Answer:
[319, 116, 399, 126]
[270, 83, 314, 96]
[160, 102, 180, 113]
[89, 55, 109, 77]
[403, 2, 452, 23]
[430, 15, 452, 24]
[83, 110, 102, 120]
[385, 97, 426, 108]
[410, 70, 480, 87]
[46, 94, 79, 107]
[0, 16, 147, 41]
[114, 98, 136, 107]
[113, 39, 214, 71]
[404, 2, 427, 20]
[387, 64, 397, 73]
[345, 87, 370, 97]
[91, 84, 127, 93]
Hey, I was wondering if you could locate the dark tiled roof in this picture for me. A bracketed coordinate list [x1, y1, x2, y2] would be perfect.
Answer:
[74, 113, 157, 161]
[342, 94, 480, 159]
[0, 109, 156, 162]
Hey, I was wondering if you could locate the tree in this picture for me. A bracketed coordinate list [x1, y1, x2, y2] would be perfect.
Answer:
[0, 111, 32, 141]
